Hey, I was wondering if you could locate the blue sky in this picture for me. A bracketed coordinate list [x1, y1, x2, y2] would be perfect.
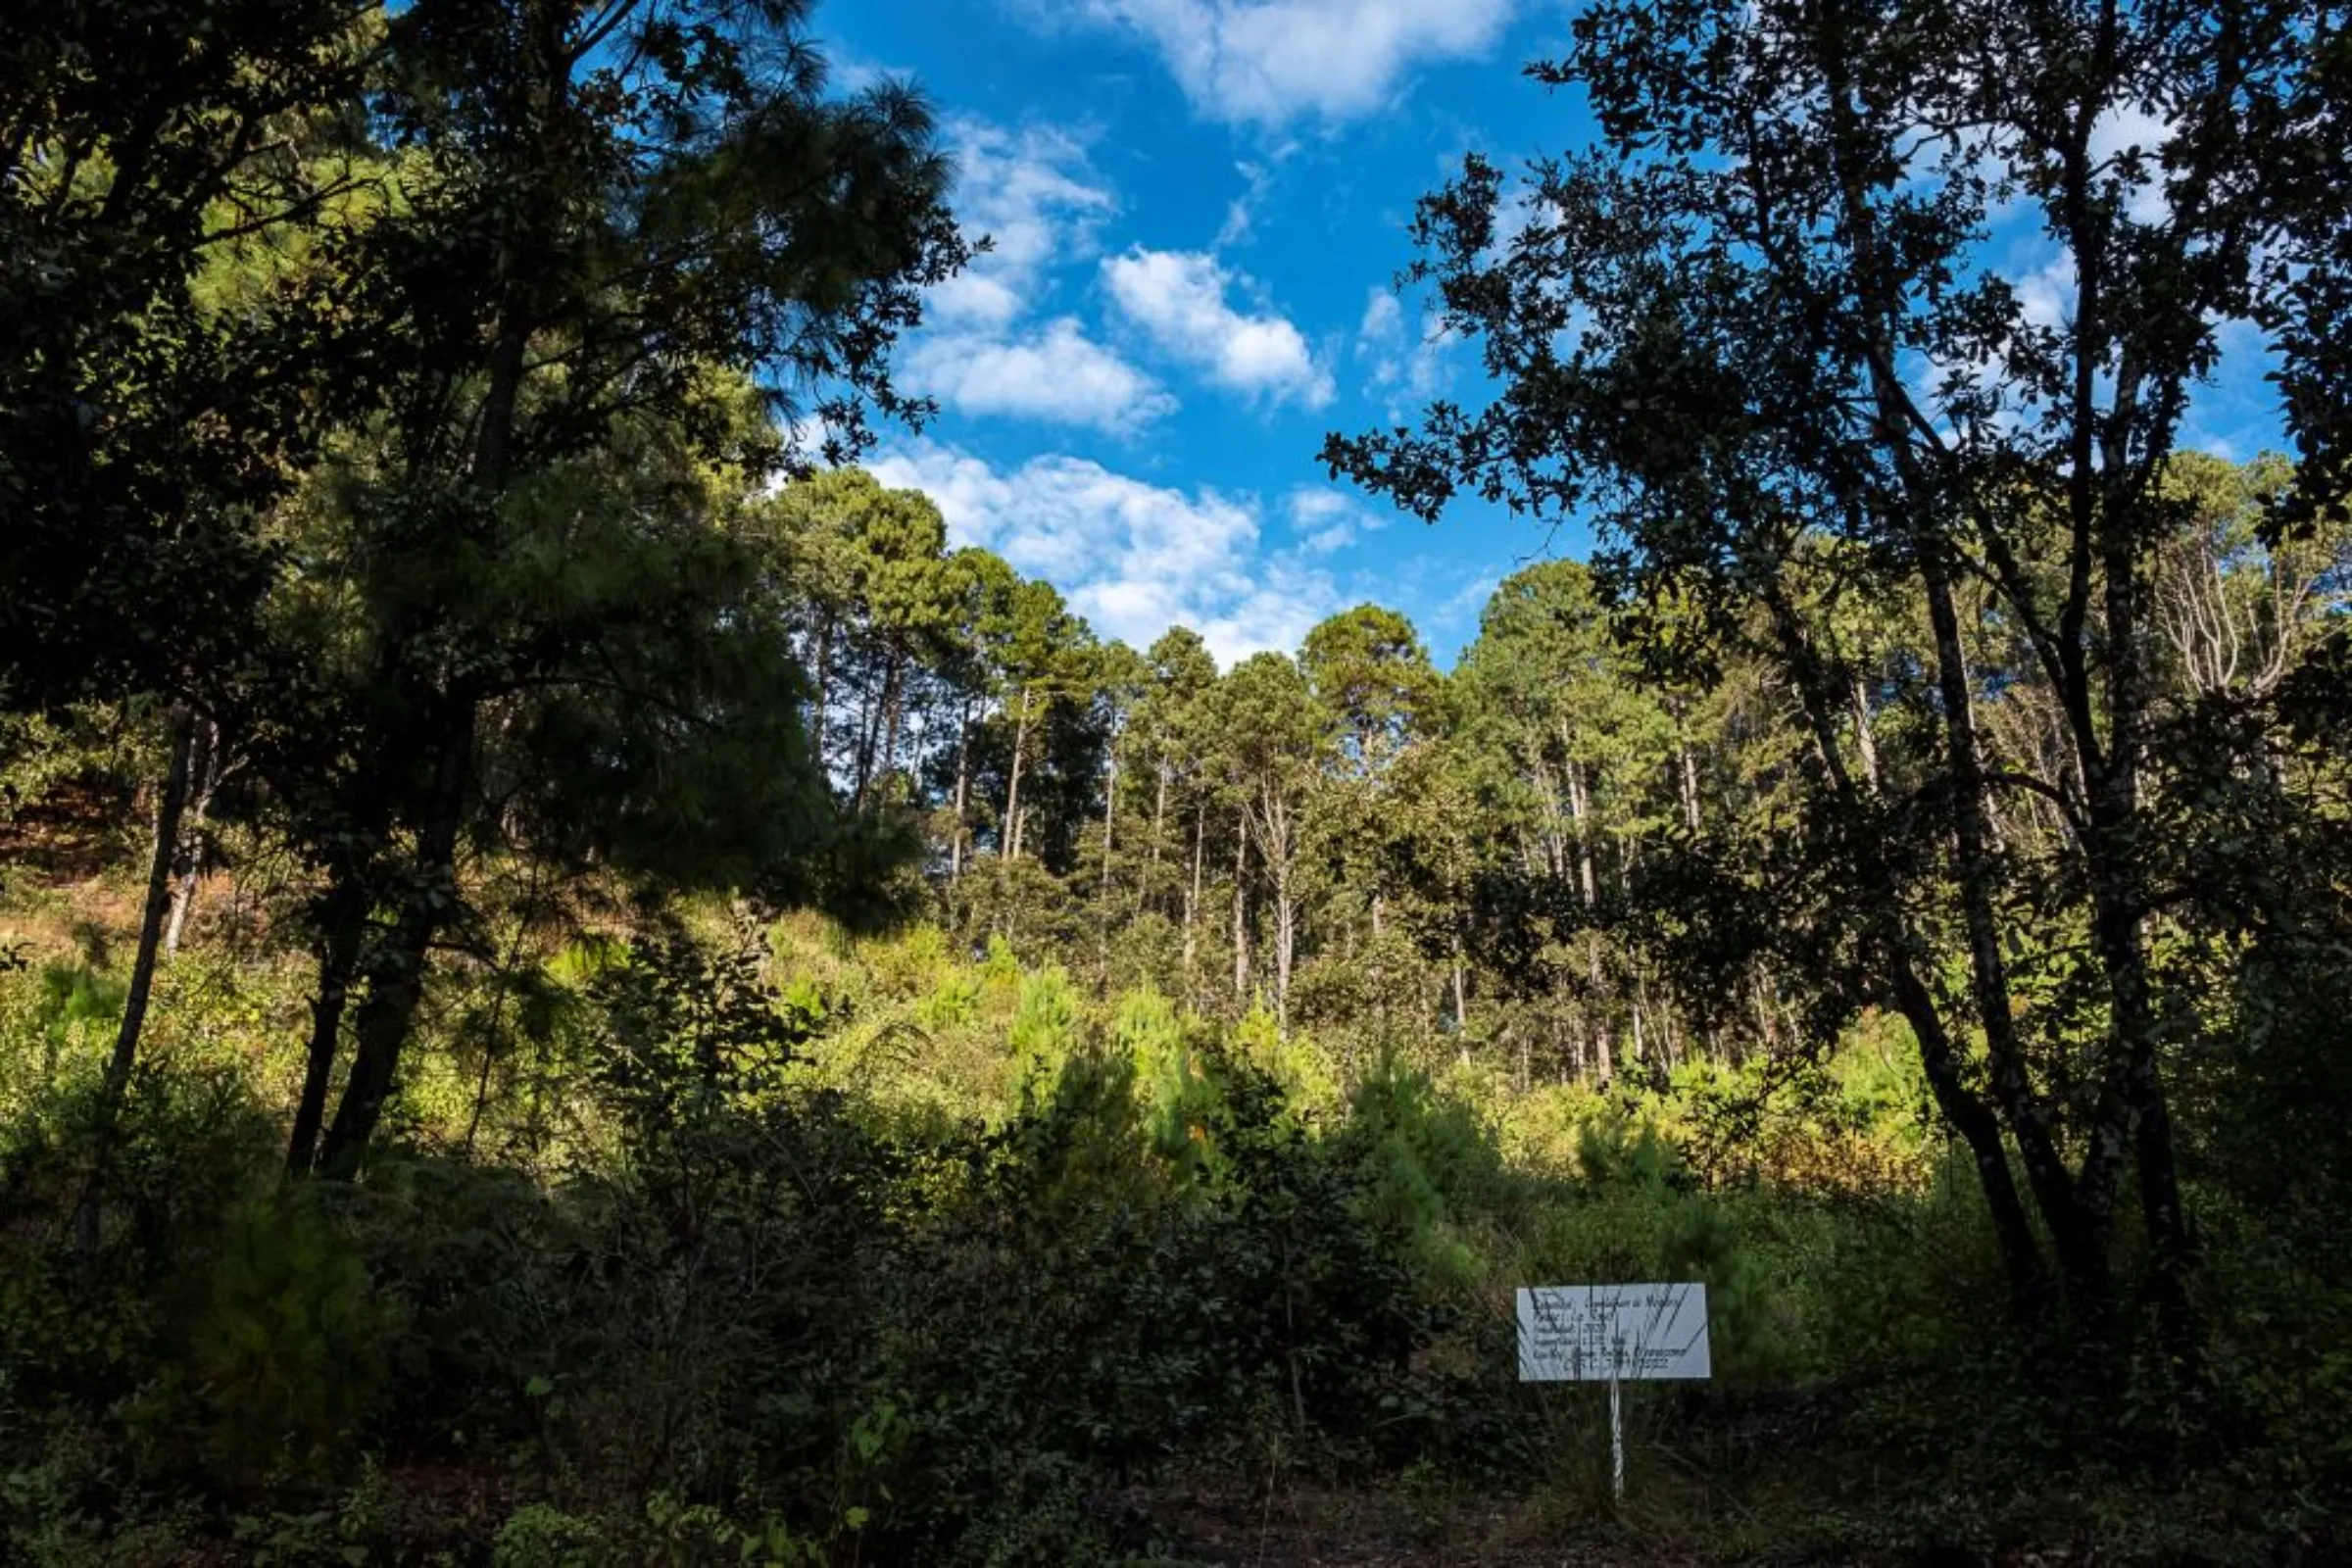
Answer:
[823, 0, 2282, 669]
[825, 0, 1581, 667]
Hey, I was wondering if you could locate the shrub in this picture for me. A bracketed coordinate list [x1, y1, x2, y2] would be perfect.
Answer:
[145, 1187, 389, 1488]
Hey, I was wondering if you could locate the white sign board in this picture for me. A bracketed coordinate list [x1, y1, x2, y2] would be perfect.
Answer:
[1516, 1282, 1711, 1383]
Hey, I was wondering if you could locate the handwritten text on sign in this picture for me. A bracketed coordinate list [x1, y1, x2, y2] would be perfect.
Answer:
[1516, 1283, 1711, 1382]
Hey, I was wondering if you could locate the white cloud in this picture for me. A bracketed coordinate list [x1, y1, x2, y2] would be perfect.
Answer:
[2013, 248, 2077, 333]
[1359, 291, 1404, 342]
[902, 318, 1174, 432]
[899, 121, 1173, 433]
[1103, 247, 1334, 408]
[1067, 0, 1519, 125]
[1215, 159, 1275, 247]
[1433, 570, 1501, 631]
[1286, 487, 1382, 554]
[1355, 287, 1453, 416]
[868, 441, 1343, 662]
[929, 120, 1116, 330]
[826, 46, 905, 95]
[2089, 103, 2175, 226]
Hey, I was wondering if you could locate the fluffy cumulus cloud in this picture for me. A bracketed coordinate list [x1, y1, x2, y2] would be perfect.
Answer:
[1068, 0, 1518, 124]
[928, 119, 1115, 329]
[903, 318, 1174, 432]
[868, 441, 1342, 662]
[901, 120, 1170, 430]
[1103, 247, 1333, 408]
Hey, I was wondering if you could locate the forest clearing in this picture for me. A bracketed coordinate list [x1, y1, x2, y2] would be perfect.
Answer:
[4, 0, 2349, 1563]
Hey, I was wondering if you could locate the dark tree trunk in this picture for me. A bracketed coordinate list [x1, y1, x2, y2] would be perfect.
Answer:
[854, 656, 885, 808]
[74, 704, 195, 1249]
[1887, 954, 2047, 1308]
[810, 613, 833, 769]
[96, 705, 193, 1113]
[287, 875, 368, 1175]
[1762, 580, 2050, 1302]
[1920, 549, 2100, 1293]
[317, 708, 473, 1179]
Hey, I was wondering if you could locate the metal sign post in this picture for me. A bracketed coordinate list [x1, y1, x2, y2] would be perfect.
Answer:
[1515, 1283, 1711, 1502]
[1608, 1360, 1624, 1501]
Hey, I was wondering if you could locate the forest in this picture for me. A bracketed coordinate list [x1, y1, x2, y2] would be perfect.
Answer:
[3, 0, 2349, 1562]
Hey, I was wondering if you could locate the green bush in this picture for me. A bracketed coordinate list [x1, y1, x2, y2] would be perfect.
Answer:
[147, 1188, 389, 1488]
[492, 1503, 607, 1568]
[0, 961, 123, 1118]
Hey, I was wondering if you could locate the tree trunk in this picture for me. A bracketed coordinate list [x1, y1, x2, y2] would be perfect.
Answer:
[1588, 938, 1610, 1083]
[1566, 757, 1597, 908]
[96, 706, 194, 1114]
[317, 707, 474, 1179]
[1888, 952, 2047, 1308]
[2078, 773, 2190, 1331]
[74, 704, 195, 1248]
[880, 646, 906, 794]
[1272, 869, 1295, 1033]
[288, 876, 368, 1175]
[1230, 823, 1249, 1002]
[1273, 880, 1295, 1032]
[1004, 686, 1032, 860]
[163, 714, 218, 954]
[1097, 735, 1119, 972]
[1849, 669, 1881, 790]
[853, 653, 887, 809]
[1100, 734, 1118, 901]
[1141, 763, 1168, 917]
[1761, 572, 2052, 1302]
[1920, 551, 2098, 1292]
[1807, 61, 2081, 1311]
[1183, 803, 1203, 976]
[2092, 477, 2195, 1354]
[1150, 767, 1168, 866]
[810, 612, 833, 770]
[950, 695, 972, 879]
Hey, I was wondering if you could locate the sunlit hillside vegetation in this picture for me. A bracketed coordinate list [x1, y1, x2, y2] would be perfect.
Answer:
[6, 0, 2352, 1563]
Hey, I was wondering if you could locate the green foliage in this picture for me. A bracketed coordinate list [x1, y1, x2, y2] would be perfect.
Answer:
[492, 1504, 606, 1568]
[1503, 1109, 1787, 1383]
[151, 1190, 388, 1488]
[225, 1461, 384, 1568]
[1008, 964, 1082, 1090]
[2, 904, 2349, 1559]
[1116, 987, 1216, 1169]
[0, 963, 123, 1115]
[917, 966, 985, 1031]
[1336, 1059, 1507, 1294]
